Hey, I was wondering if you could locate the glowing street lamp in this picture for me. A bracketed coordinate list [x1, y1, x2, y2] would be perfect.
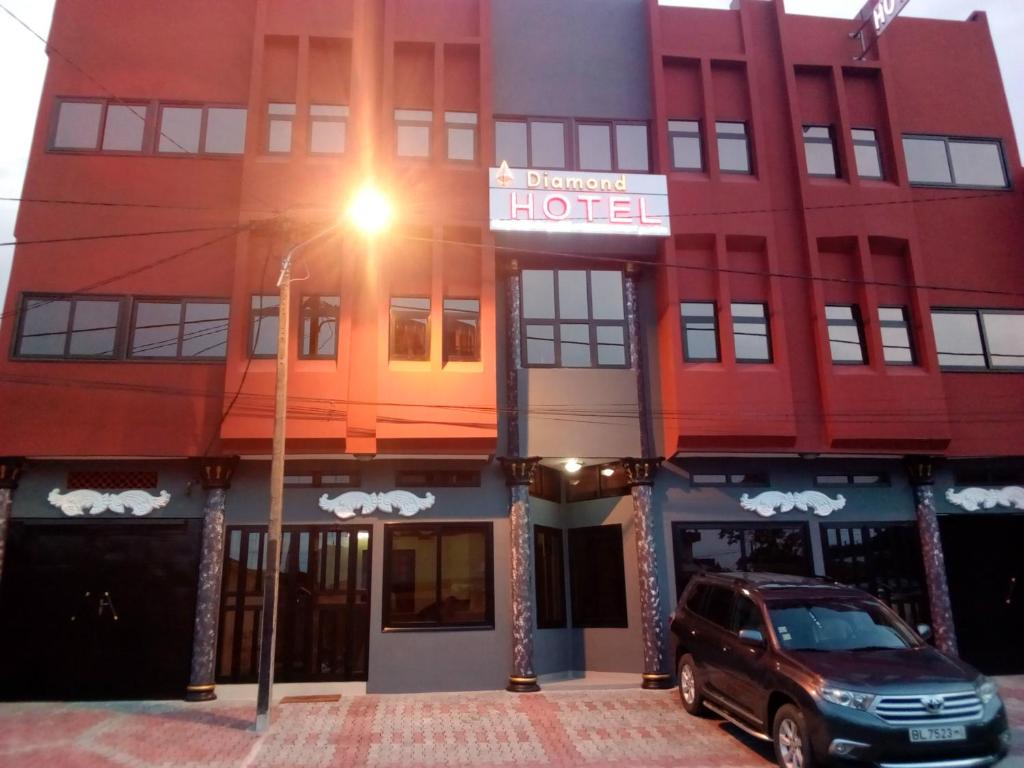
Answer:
[255, 189, 393, 732]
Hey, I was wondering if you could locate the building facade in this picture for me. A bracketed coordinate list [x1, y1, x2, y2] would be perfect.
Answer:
[0, 0, 1022, 701]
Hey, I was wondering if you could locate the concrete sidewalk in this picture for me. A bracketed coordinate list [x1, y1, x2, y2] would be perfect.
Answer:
[0, 678, 1020, 767]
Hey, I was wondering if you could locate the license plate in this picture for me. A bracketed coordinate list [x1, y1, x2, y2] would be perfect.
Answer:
[909, 726, 966, 743]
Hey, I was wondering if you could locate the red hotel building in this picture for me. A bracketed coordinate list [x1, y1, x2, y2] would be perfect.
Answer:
[0, 0, 1021, 701]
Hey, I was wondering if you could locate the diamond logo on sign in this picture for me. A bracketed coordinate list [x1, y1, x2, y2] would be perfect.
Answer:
[496, 160, 514, 188]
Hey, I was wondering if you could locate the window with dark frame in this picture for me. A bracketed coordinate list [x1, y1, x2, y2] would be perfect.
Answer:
[300, 296, 340, 359]
[266, 103, 295, 154]
[931, 308, 1024, 370]
[903, 135, 1009, 189]
[825, 304, 867, 364]
[680, 301, 720, 362]
[395, 109, 432, 158]
[668, 120, 703, 171]
[568, 525, 628, 628]
[578, 122, 613, 171]
[158, 104, 247, 155]
[495, 118, 649, 172]
[102, 104, 148, 152]
[529, 464, 562, 503]
[802, 125, 840, 178]
[131, 298, 230, 359]
[383, 523, 494, 630]
[521, 269, 627, 368]
[564, 463, 631, 503]
[309, 105, 347, 154]
[731, 302, 772, 363]
[670, 522, 813, 601]
[878, 306, 914, 365]
[689, 472, 769, 487]
[815, 474, 889, 486]
[390, 297, 431, 361]
[716, 121, 752, 174]
[14, 294, 122, 359]
[283, 468, 360, 488]
[394, 470, 481, 488]
[852, 128, 883, 180]
[250, 295, 279, 357]
[443, 298, 480, 362]
[535, 525, 567, 629]
[445, 112, 477, 162]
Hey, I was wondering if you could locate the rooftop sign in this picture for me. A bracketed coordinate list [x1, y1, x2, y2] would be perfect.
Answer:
[489, 162, 670, 237]
[858, 0, 910, 39]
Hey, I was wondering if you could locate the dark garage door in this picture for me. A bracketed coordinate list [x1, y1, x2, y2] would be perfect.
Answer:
[0, 519, 202, 700]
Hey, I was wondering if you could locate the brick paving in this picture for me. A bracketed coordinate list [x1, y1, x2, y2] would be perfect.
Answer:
[0, 679, 1020, 767]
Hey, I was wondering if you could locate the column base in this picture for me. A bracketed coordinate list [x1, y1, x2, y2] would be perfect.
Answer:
[506, 675, 541, 693]
[185, 683, 217, 702]
[641, 673, 673, 690]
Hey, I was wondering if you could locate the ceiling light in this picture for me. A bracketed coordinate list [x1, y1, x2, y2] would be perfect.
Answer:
[601, 466, 615, 477]
[564, 458, 583, 474]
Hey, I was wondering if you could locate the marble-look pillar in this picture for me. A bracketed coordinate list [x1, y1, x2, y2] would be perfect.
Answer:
[622, 457, 671, 689]
[501, 458, 541, 692]
[185, 456, 239, 702]
[0, 458, 25, 585]
[905, 456, 958, 657]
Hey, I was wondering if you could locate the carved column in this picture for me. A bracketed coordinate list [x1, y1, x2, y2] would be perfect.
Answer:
[622, 457, 672, 689]
[905, 456, 958, 657]
[500, 457, 541, 692]
[185, 456, 239, 701]
[0, 458, 25, 585]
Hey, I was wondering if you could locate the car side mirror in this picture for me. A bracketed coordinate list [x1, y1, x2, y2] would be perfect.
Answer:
[916, 623, 933, 641]
[738, 628, 765, 648]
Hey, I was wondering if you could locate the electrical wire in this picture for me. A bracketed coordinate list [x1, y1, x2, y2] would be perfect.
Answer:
[0, 224, 241, 248]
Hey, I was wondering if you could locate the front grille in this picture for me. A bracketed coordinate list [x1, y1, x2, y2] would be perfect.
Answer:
[872, 691, 983, 725]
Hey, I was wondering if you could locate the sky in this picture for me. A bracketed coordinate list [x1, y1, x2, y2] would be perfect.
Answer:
[0, 0, 1021, 308]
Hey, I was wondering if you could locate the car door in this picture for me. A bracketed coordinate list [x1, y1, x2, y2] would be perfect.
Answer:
[717, 592, 772, 728]
[684, 584, 735, 699]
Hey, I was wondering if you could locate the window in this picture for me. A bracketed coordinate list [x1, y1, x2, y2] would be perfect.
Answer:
[15, 295, 121, 358]
[495, 120, 528, 167]
[445, 112, 477, 162]
[496, 118, 567, 168]
[565, 462, 630, 503]
[878, 306, 914, 365]
[309, 105, 347, 154]
[283, 467, 360, 488]
[568, 525, 627, 628]
[733, 595, 765, 634]
[803, 125, 839, 178]
[578, 123, 612, 171]
[529, 464, 562, 503]
[160, 104, 247, 155]
[671, 523, 812, 600]
[521, 269, 627, 367]
[394, 470, 480, 488]
[443, 298, 480, 362]
[266, 103, 295, 154]
[395, 109, 432, 158]
[300, 296, 340, 359]
[931, 309, 1024, 370]
[732, 302, 771, 363]
[690, 473, 769, 487]
[130, 299, 229, 359]
[668, 120, 702, 171]
[852, 128, 883, 180]
[821, 523, 929, 626]
[615, 123, 650, 172]
[383, 523, 494, 630]
[716, 121, 752, 174]
[680, 302, 719, 362]
[102, 104, 148, 152]
[390, 297, 430, 361]
[903, 135, 1009, 189]
[825, 305, 867, 364]
[250, 295, 279, 357]
[496, 118, 647, 172]
[52, 100, 104, 149]
[530, 120, 566, 168]
[816, 473, 889, 486]
[535, 525, 567, 629]
[700, 585, 734, 628]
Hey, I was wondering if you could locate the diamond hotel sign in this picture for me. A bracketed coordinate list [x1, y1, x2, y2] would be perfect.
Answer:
[489, 161, 670, 237]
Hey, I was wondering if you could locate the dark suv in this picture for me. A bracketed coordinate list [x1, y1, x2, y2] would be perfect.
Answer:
[671, 573, 1011, 768]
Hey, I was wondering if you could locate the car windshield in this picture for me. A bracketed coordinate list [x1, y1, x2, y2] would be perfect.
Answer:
[766, 599, 919, 652]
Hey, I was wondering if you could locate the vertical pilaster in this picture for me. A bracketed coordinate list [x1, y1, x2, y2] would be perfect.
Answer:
[500, 457, 541, 693]
[622, 457, 671, 689]
[905, 456, 958, 657]
[0, 458, 25, 585]
[185, 456, 239, 702]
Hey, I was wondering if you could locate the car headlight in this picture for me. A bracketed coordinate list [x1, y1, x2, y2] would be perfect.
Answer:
[819, 684, 876, 711]
[976, 676, 998, 704]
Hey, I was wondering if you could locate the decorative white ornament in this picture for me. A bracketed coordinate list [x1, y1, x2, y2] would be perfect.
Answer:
[739, 490, 846, 518]
[318, 489, 436, 520]
[945, 486, 1024, 512]
[48, 488, 171, 517]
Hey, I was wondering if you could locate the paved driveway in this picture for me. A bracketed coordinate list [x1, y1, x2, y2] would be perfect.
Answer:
[0, 679, 1021, 767]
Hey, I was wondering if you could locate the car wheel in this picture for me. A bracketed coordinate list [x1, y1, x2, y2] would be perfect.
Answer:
[772, 704, 817, 768]
[676, 654, 705, 715]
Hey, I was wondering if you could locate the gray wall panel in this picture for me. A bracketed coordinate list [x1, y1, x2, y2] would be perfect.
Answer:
[492, 0, 652, 119]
